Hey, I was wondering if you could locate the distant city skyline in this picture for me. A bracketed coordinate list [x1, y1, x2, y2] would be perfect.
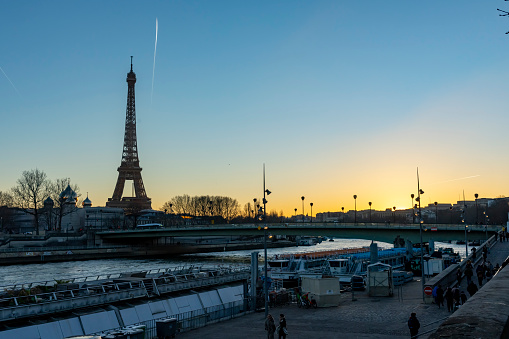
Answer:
[2, 1, 509, 215]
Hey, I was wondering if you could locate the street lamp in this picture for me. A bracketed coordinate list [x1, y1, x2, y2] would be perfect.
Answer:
[462, 208, 468, 256]
[393, 206, 396, 223]
[294, 208, 297, 217]
[475, 193, 479, 225]
[434, 202, 438, 224]
[449, 206, 453, 224]
[353, 195, 357, 224]
[301, 196, 305, 222]
[483, 211, 488, 240]
[368, 202, 372, 223]
[253, 198, 257, 221]
[416, 168, 425, 302]
[411, 194, 415, 224]
[262, 163, 271, 318]
[310, 203, 313, 223]
[341, 207, 344, 223]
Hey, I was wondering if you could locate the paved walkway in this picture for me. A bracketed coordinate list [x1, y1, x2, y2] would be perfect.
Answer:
[177, 239, 509, 339]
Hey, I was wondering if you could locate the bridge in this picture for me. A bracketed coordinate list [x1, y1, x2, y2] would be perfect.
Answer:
[97, 223, 501, 244]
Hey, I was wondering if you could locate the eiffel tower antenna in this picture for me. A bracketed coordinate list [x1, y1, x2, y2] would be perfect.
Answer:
[107, 57, 151, 210]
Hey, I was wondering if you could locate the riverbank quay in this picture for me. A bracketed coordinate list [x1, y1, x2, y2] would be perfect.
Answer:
[0, 240, 296, 265]
[177, 239, 509, 339]
[178, 277, 452, 339]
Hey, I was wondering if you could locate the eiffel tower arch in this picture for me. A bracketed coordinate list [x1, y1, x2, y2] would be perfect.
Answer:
[106, 57, 152, 210]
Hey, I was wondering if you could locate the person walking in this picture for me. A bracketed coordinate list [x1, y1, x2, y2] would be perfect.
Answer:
[467, 281, 478, 297]
[408, 312, 420, 338]
[265, 314, 276, 339]
[456, 268, 462, 286]
[445, 287, 454, 312]
[476, 264, 484, 287]
[436, 284, 444, 308]
[464, 261, 473, 285]
[277, 313, 287, 339]
[460, 291, 467, 305]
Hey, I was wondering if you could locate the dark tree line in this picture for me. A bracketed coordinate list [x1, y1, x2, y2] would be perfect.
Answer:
[161, 195, 240, 222]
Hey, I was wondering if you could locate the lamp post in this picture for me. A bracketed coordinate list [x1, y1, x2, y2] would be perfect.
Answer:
[353, 195, 357, 224]
[393, 206, 396, 224]
[368, 202, 372, 223]
[310, 203, 313, 223]
[262, 164, 271, 318]
[475, 193, 478, 225]
[341, 207, 344, 223]
[416, 168, 425, 302]
[449, 206, 453, 224]
[434, 202, 438, 224]
[253, 198, 257, 221]
[301, 196, 305, 222]
[294, 208, 297, 217]
[411, 194, 415, 224]
[462, 209, 468, 256]
[484, 211, 488, 240]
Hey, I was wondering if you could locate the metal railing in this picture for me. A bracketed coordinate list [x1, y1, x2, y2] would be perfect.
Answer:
[93, 300, 249, 338]
[0, 265, 250, 322]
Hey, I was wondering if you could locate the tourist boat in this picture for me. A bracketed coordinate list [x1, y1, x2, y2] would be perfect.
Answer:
[267, 247, 371, 288]
[327, 247, 413, 286]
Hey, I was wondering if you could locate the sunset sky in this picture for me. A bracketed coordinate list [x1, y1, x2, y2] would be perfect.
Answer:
[2, 1, 509, 216]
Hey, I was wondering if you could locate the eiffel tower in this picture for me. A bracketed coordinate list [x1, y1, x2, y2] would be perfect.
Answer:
[106, 57, 151, 210]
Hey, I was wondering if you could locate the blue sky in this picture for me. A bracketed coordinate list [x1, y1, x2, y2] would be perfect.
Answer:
[2, 1, 509, 215]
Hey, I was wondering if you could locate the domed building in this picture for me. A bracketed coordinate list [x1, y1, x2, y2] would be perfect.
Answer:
[82, 195, 92, 208]
[59, 185, 78, 206]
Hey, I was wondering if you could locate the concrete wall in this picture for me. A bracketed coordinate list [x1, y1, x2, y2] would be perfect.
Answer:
[424, 235, 496, 303]
[429, 260, 509, 338]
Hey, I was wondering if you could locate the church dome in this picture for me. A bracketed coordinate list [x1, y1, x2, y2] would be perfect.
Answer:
[59, 185, 78, 204]
[82, 195, 92, 207]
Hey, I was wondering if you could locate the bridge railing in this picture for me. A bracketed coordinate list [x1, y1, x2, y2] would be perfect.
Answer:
[98, 222, 501, 233]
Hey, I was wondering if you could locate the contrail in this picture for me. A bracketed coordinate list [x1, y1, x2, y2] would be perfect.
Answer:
[432, 175, 480, 185]
[0, 66, 22, 98]
[151, 17, 158, 104]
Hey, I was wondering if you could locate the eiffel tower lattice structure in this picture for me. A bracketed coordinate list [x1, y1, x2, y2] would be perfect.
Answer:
[106, 57, 151, 210]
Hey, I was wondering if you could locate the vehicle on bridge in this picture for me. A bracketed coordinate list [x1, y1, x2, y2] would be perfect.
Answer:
[136, 223, 163, 229]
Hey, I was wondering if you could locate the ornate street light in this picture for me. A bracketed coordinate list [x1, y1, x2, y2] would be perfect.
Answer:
[411, 194, 415, 223]
[416, 168, 425, 302]
[310, 203, 313, 223]
[475, 193, 479, 225]
[341, 207, 344, 223]
[434, 202, 438, 224]
[353, 195, 357, 224]
[393, 206, 396, 223]
[261, 164, 272, 318]
[301, 196, 305, 222]
[368, 202, 372, 223]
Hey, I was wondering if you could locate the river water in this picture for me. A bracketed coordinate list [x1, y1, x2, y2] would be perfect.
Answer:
[0, 238, 473, 287]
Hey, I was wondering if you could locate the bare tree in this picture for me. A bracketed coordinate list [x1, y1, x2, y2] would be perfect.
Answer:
[0, 191, 14, 207]
[162, 195, 241, 221]
[11, 169, 50, 235]
[49, 178, 81, 231]
[243, 202, 252, 218]
[162, 195, 192, 215]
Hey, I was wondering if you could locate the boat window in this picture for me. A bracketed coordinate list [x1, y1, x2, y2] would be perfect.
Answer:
[329, 261, 339, 268]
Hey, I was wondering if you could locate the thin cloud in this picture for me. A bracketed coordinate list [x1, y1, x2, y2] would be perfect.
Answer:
[151, 17, 158, 104]
[0, 66, 22, 98]
[431, 175, 480, 185]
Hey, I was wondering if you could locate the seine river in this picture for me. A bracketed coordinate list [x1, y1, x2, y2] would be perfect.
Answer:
[0, 239, 472, 287]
